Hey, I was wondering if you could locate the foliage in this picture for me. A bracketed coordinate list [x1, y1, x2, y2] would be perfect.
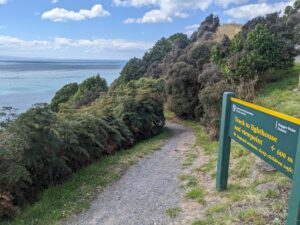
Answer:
[166, 62, 200, 119]
[0, 76, 165, 219]
[73, 75, 108, 108]
[0, 107, 18, 128]
[117, 57, 145, 83]
[49, 83, 78, 112]
[113, 33, 190, 85]
[199, 80, 234, 139]
[92, 78, 165, 141]
[1, 128, 170, 225]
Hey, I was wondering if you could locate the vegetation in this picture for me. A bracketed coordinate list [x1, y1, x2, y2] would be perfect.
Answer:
[0, 74, 165, 219]
[1, 128, 170, 225]
[117, 3, 299, 139]
[172, 64, 300, 225]
[1, 0, 300, 222]
[165, 207, 182, 218]
[49, 83, 78, 112]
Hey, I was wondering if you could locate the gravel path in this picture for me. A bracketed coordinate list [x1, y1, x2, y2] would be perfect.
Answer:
[65, 122, 193, 225]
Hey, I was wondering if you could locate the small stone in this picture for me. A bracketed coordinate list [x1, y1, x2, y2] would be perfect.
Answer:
[255, 182, 279, 193]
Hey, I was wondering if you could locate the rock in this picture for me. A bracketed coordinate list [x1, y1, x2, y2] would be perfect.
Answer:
[255, 182, 279, 193]
[251, 160, 276, 181]
[255, 160, 277, 173]
[251, 169, 260, 181]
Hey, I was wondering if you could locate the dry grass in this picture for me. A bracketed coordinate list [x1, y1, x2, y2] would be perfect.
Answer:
[213, 23, 242, 42]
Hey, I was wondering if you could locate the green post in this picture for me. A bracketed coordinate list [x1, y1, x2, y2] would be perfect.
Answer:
[216, 92, 235, 191]
[286, 132, 300, 225]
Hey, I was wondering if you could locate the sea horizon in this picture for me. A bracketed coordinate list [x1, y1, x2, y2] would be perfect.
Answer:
[0, 59, 126, 113]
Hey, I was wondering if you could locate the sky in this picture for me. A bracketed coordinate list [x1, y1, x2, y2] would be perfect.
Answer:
[0, 0, 295, 60]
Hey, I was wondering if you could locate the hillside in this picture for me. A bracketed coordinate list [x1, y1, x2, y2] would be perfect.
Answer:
[116, 7, 300, 139]
[167, 64, 300, 225]
[212, 23, 242, 42]
[1, 1, 300, 224]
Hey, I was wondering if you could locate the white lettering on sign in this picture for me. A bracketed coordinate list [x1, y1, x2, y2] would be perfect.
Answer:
[232, 104, 254, 116]
[275, 121, 296, 134]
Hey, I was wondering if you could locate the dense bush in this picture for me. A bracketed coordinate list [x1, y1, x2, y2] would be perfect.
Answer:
[114, 33, 190, 85]
[49, 83, 78, 112]
[117, 57, 146, 83]
[73, 75, 108, 108]
[166, 62, 200, 119]
[199, 80, 235, 139]
[92, 78, 165, 141]
[0, 77, 165, 218]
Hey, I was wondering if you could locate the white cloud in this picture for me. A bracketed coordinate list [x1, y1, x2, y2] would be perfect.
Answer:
[0, 0, 7, 5]
[124, 9, 173, 23]
[51, 0, 58, 4]
[0, 35, 152, 51]
[225, 1, 294, 19]
[42, 4, 110, 22]
[185, 24, 199, 36]
[216, 0, 249, 8]
[117, 0, 213, 24]
[115, 0, 250, 23]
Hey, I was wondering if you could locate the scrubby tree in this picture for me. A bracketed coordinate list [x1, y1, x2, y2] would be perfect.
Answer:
[50, 83, 78, 112]
[118, 57, 146, 83]
[166, 62, 200, 119]
[73, 75, 108, 108]
[0, 107, 17, 128]
[142, 37, 172, 68]
[6, 104, 71, 189]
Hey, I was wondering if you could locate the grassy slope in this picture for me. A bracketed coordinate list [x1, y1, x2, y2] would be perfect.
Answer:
[168, 64, 300, 225]
[2, 128, 171, 225]
[255, 64, 300, 117]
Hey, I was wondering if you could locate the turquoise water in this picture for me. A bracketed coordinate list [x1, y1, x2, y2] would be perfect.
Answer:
[0, 60, 125, 112]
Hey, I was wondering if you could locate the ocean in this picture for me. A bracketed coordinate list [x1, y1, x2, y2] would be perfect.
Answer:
[0, 59, 125, 113]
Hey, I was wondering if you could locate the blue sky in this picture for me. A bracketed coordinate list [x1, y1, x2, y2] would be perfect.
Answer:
[0, 0, 294, 59]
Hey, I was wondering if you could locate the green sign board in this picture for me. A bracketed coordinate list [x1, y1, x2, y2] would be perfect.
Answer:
[216, 92, 300, 225]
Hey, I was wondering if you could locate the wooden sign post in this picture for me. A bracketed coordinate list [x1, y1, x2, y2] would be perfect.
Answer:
[216, 92, 300, 225]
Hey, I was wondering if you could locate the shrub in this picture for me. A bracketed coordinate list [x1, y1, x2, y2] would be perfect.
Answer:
[199, 80, 235, 139]
[7, 104, 71, 188]
[50, 83, 78, 112]
[73, 75, 108, 108]
[0, 76, 166, 219]
[166, 62, 200, 119]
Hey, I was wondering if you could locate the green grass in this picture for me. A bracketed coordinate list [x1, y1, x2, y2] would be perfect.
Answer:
[184, 186, 205, 204]
[183, 151, 198, 167]
[195, 159, 215, 173]
[205, 203, 229, 216]
[238, 209, 266, 225]
[192, 218, 226, 225]
[255, 64, 300, 117]
[2, 128, 171, 225]
[178, 174, 198, 188]
[165, 207, 182, 218]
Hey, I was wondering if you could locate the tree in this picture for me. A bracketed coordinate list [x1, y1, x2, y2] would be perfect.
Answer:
[294, 0, 300, 10]
[0, 107, 17, 128]
[166, 62, 200, 119]
[142, 37, 172, 68]
[118, 57, 146, 83]
[50, 83, 78, 112]
[73, 75, 108, 108]
[7, 104, 71, 188]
